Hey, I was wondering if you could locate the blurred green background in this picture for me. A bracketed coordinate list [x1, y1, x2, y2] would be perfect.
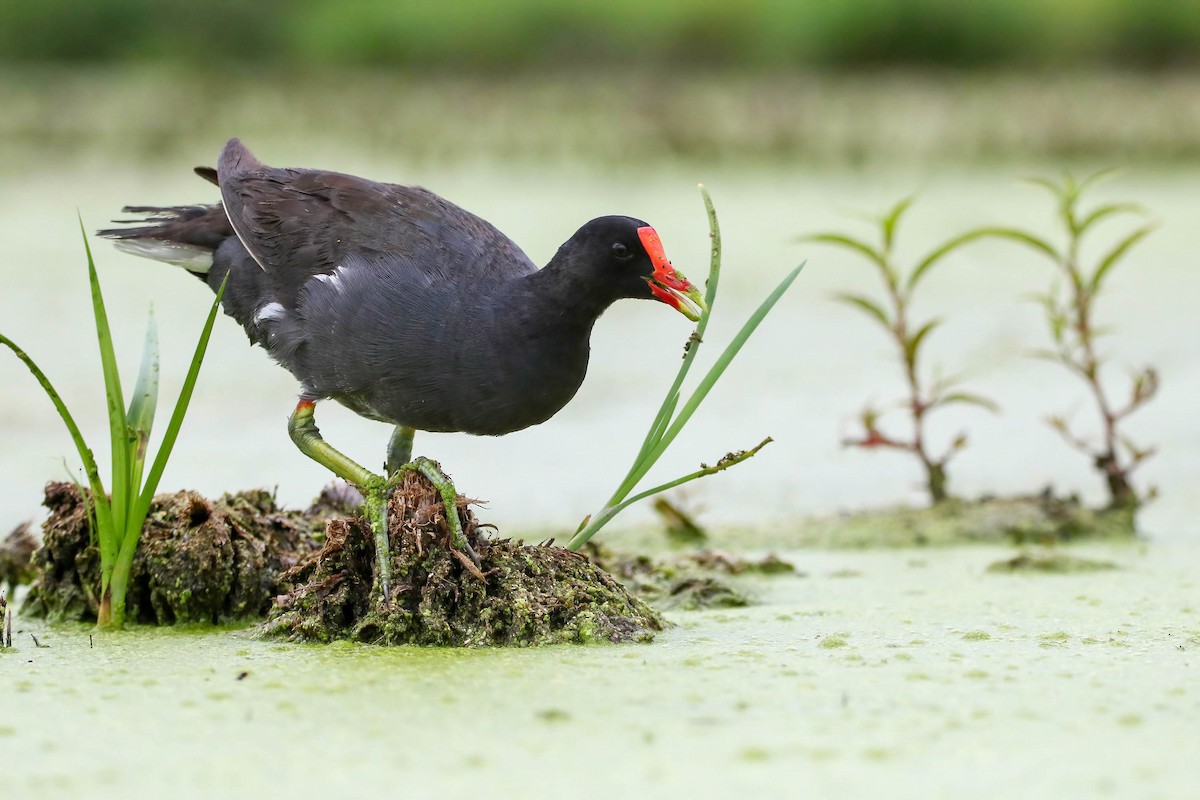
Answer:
[3, 0, 1200, 167]
[4, 0, 1199, 70]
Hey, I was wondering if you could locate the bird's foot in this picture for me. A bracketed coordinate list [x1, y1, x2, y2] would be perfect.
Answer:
[393, 457, 485, 579]
[361, 475, 394, 602]
[288, 400, 393, 602]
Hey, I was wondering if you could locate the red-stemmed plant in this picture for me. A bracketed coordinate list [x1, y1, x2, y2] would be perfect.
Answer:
[804, 199, 997, 505]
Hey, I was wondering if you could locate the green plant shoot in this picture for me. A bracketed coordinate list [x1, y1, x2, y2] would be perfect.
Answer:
[947, 170, 1158, 509]
[802, 198, 998, 505]
[568, 186, 803, 550]
[0, 223, 226, 627]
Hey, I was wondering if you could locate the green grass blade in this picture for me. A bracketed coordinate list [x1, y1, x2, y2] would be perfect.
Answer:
[607, 185, 723, 507]
[0, 333, 115, 565]
[81, 221, 132, 547]
[132, 276, 226, 525]
[125, 308, 160, 495]
[569, 437, 772, 550]
[633, 390, 679, 466]
[624, 261, 805, 497]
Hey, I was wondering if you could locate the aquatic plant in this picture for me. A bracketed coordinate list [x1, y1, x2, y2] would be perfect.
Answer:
[803, 198, 997, 504]
[0, 225, 224, 627]
[568, 187, 804, 550]
[952, 171, 1158, 509]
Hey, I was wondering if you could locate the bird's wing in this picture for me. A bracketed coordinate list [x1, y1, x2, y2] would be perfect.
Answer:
[216, 138, 537, 309]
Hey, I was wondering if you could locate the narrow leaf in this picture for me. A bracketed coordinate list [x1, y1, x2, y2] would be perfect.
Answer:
[1088, 223, 1156, 294]
[904, 318, 941, 367]
[569, 438, 772, 550]
[1074, 203, 1143, 236]
[646, 264, 804, 469]
[82, 220, 132, 556]
[608, 185, 721, 507]
[0, 334, 115, 563]
[929, 228, 1061, 282]
[1076, 167, 1121, 195]
[881, 196, 915, 251]
[832, 292, 891, 330]
[1021, 175, 1066, 200]
[615, 262, 804, 513]
[125, 309, 160, 492]
[800, 232, 887, 271]
[938, 392, 1000, 413]
[131, 276, 227, 527]
[908, 229, 995, 290]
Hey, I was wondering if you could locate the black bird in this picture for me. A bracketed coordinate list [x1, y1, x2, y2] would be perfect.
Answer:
[101, 138, 705, 593]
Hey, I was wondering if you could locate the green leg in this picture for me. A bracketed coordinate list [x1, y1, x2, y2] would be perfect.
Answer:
[288, 400, 393, 600]
[395, 457, 480, 566]
[385, 425, 416, 476]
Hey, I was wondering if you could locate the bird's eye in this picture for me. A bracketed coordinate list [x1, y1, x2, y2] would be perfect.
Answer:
[611, 242, 631, 260]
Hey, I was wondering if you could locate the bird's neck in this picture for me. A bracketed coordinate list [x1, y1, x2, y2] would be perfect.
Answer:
[510, 257, 612, 334]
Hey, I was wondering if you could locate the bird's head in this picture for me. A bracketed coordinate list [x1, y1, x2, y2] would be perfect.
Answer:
[559, 216, 706, 321]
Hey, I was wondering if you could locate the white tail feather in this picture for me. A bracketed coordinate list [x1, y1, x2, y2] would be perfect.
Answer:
[112, 239, 213, 273]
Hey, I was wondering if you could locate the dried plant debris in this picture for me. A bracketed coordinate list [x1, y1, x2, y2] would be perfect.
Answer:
[987, 550, 1120, 574]
[262, 472, 667, 647]
[794, 492, 1136, 549]
[0, 521, 39, 593]
[23, 482, 331, 625]
[583, 544, 796, 611]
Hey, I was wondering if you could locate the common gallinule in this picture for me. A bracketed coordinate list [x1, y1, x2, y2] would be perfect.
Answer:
[101, 138, 706, 595]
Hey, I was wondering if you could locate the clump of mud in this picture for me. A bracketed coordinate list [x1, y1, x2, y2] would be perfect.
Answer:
[262, 471, 666, 646]
[0, 521, 39, 593]
[23, 482, 333, 624]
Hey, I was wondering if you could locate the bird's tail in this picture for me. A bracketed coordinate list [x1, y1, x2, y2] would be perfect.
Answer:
[97, 169, 232, 275]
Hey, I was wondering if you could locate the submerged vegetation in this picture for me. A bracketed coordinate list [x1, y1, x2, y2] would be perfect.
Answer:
[804, 199, 997, 505]
[0, 228, 224, 627]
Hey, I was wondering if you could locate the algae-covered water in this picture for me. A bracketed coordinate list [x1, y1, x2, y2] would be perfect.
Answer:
[3, 76, 1199, 799]
[6, 541, 1198, 799]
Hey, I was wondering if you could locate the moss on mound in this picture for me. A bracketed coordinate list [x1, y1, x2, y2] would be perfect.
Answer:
[23, 482, 331, 624]
[261, 471, 667, 647]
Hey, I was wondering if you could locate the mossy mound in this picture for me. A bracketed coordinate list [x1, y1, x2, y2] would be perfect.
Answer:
[261, 471, 667, 646]
[792, 493, 1137, 549]
[23, 482, 332, 624]
[0, 521, 39, 593]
